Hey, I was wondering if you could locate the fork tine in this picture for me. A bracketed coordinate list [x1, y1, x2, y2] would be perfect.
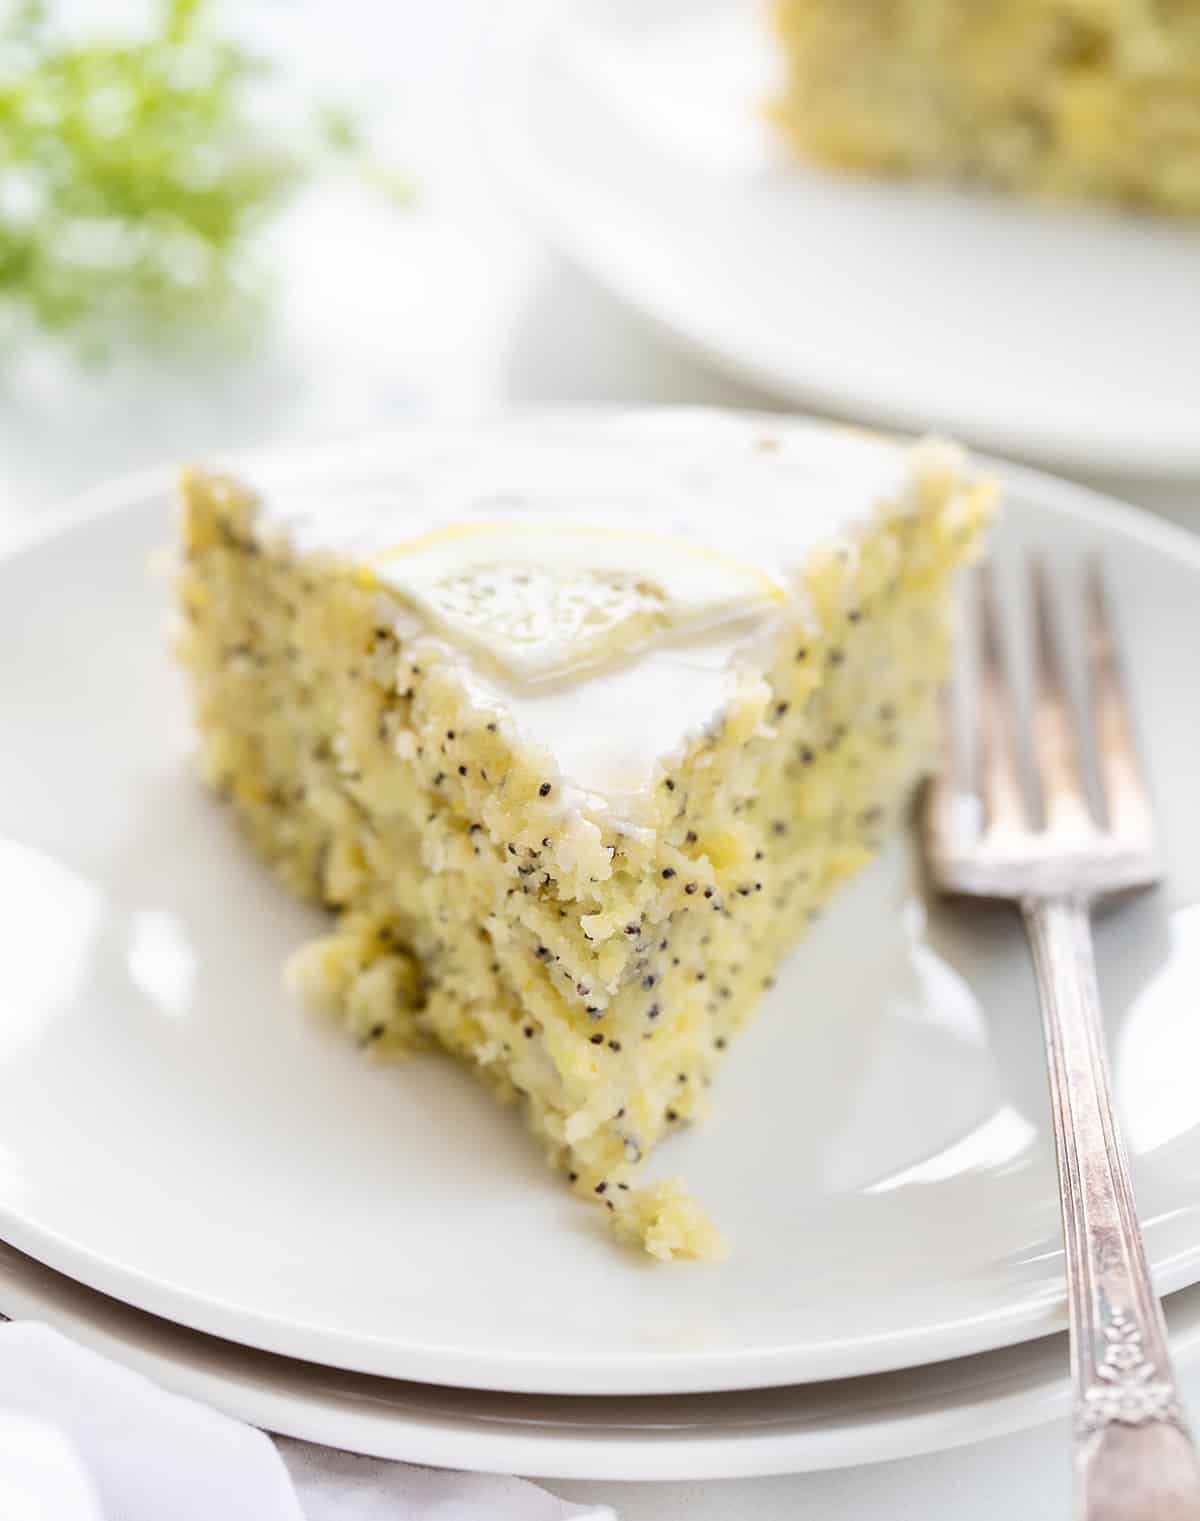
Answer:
[1086, 560, 1156, 849]
[926, 645, 979, 857]
[978, 563, 1030, 832]
[1030, 559, 1094, 834]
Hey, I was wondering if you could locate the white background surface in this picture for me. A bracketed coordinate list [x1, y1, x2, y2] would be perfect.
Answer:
[2, 2, 1198, 1517]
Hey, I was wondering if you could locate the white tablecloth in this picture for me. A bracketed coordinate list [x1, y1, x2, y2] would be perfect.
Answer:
[0, 1321, 612, 1520]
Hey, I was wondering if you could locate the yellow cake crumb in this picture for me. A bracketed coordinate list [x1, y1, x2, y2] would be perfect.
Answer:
[614, 1179, 728, 1263]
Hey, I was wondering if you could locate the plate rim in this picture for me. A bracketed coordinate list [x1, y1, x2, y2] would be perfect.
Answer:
[0, 1235, 1127, 1481]
[475, 0, 1200, 479]
[4, 411, 1200, 1397]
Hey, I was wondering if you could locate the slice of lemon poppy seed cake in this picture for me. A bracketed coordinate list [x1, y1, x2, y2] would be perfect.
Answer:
[175, 410, 994, 1260]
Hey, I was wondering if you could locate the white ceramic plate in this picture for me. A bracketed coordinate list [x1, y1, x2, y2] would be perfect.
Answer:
[8, 1235, 1200, 1481]
[479, 0, 1200, 477]
[3, 422, 1200, 1399]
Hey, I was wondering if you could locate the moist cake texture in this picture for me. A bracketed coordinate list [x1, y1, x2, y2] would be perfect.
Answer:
[770, 0, 1200, 215]
[175, 411, 994, 1259]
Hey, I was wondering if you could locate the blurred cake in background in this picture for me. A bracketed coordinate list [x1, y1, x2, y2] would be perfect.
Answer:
[769, 0, 1200, 214]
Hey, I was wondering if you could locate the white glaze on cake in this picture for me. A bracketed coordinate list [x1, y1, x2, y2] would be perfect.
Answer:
[235, 411, 924, 809]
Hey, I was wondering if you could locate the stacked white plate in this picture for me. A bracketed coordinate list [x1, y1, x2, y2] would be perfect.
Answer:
[478, 0, 1200, 478]
[3, 425, 1200, 1479]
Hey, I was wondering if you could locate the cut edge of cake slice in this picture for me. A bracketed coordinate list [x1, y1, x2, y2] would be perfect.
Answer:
[174, 412, 996, 1260]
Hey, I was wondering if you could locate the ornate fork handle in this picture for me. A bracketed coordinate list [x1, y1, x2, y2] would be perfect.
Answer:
[1024, 894, 1200, 1520]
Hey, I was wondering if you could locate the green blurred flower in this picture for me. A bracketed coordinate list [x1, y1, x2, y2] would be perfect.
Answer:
[0, 0, 400, 360]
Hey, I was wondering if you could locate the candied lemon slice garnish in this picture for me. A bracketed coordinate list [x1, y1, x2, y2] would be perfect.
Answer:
[365, 521, 783, 682]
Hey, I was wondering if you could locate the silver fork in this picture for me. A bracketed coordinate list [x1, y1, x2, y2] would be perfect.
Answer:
[925, 559, 1200, 1521]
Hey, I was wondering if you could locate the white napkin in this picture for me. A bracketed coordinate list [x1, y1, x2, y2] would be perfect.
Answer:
[0, 1322, 614, 1521]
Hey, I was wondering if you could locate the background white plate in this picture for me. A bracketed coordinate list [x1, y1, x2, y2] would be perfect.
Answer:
[479, 0, 1200, 477]
[8, 1235, 1200, 1481]
[3, 422, 1200, 1398]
